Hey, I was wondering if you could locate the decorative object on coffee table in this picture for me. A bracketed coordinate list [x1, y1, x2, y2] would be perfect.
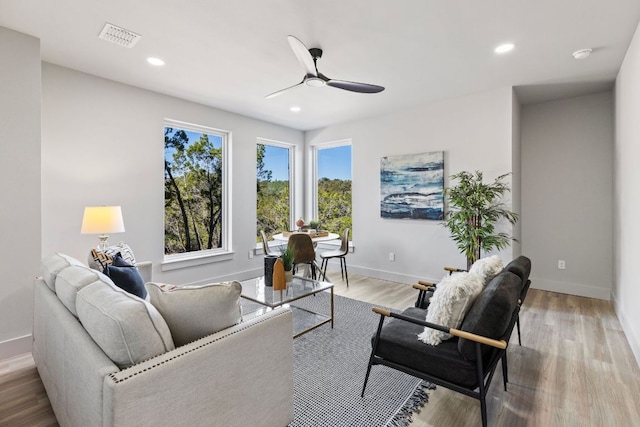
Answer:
[264, 255, 278, 287]
[273, 258, 286, 291]
[279, 245, 295, 283]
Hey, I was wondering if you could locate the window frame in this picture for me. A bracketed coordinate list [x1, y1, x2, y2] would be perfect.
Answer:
[256, 137, 296, 243]
[311, 139, 352, 223]
[162, 119, 232, 270]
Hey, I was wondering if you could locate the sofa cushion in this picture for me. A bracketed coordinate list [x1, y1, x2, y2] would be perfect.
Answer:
[146, 281, 242, 347]
[374, 307, 481, 389]
[457, 271, 520, 361]
[41, 253, 85, 292]
[104, 253, 147, 299]
[418, 272, 483, 345]
[55, 265, 114, 317]
[76, 279, 175, 368]
[89, 242, 137, 271]
[468, 255, 504, 286]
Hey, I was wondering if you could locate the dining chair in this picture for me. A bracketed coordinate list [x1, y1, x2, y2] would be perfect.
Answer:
[319, 228, 349, 286]
[288, 233, 322, 279]
[260, 230, 279, 257]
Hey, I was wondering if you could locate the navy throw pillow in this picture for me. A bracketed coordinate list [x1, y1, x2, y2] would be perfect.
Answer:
[104, 252, 147, 299]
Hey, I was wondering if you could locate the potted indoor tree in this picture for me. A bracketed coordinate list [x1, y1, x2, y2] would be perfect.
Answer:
[444, 170, 519, 269]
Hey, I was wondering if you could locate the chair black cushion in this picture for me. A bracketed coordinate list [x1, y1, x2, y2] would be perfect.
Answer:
[104, 253, 147, 299]
[457, 271, 520, 361]
[503, 256, 532, 300]
[372, 307, 481, 389]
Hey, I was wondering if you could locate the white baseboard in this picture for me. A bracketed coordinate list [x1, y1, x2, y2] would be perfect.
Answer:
[611, 290, 640, 369]
[346, 264, 437, 286]
[530, 277, 611, 300]
[0, 334, 32, 360]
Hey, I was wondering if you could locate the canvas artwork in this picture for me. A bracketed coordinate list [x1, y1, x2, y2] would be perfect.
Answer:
[380, 151, 444, 220]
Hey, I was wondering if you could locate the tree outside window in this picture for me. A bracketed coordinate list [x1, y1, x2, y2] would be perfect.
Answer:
[316, 144, 352, 237]
[164, 124, 227, 255]
[257, 142, 292, 240]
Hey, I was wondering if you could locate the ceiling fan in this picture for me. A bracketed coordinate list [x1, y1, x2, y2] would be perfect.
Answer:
[266, 35, 385, 99]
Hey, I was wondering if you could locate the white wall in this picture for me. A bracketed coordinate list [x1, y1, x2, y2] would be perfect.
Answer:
[614, 20, 640, 365]
[41, 63, 304, 286]
[0, 27, 41, 358]
[521, 92, 614, 300]
[306, 87, 517, 284]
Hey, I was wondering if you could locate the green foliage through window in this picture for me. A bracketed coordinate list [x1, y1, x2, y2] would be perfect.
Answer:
[316, 145, 352, 238]
[257, 143, 290, 241]
[164, 126, 225, 255]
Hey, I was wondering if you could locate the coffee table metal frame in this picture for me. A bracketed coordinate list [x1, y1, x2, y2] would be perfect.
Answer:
[240, 275, 334, 338]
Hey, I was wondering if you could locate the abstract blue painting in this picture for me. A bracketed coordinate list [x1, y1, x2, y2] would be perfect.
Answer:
[380, 151, 444, 220]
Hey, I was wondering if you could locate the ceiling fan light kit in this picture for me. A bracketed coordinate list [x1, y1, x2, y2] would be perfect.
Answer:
[266, 35, 385, 99]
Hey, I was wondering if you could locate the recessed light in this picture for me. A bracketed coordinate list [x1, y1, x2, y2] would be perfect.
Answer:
[146, 57, 165, 66]
[290, 106, 301, 113]
[572, 48, 592, 60]
[494, 43, 515, 54]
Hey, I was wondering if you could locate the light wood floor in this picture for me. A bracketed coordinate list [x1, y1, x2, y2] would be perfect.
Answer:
[1, 272, 639, 426]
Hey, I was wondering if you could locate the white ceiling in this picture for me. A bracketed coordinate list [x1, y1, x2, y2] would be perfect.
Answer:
[1, 0, 639, 131]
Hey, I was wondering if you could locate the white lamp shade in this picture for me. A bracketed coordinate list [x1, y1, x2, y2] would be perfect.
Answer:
[81, 206, 125, 234]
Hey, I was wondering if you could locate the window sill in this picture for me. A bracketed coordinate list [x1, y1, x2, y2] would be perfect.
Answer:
[161, 250, 234, 272]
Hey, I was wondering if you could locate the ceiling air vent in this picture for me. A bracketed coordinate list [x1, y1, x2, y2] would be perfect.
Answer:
[98, 23, 141, 48]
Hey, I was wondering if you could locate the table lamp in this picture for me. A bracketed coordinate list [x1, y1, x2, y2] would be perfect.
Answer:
[81, 206, 125, 250]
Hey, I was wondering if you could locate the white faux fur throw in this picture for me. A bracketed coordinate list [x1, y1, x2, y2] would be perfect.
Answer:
[417, 272, 483, 346]
[468, 255, 504, 286]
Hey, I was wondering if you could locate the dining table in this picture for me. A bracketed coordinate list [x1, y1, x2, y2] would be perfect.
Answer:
[271, 231, 340, 243]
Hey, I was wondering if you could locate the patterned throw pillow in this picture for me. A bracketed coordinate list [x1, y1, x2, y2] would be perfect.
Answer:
[90, 242, 137, 270]
[417, 272, 484, 346]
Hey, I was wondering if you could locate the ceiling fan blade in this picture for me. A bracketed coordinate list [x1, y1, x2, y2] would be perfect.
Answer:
[287, 35, 317, 77]
[265, 80, 304, 99]
[326, 79, 385, 94]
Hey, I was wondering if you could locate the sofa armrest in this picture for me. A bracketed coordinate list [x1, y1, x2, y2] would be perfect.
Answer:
[136, 261, 152, 283]
[103, 307, 294, 427]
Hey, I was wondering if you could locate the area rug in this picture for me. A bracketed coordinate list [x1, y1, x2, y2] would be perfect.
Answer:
[242, 292, 435, 426]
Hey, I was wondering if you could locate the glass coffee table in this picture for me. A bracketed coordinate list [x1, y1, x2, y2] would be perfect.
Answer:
[240, 275, 334, 338]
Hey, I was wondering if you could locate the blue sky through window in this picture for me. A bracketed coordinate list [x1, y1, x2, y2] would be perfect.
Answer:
[318, 145, 351, 180]
[261, 145, 289, 181]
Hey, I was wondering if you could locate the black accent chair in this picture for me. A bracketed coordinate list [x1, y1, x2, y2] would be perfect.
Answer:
[362, 271, 522, 427]
[427, 256, 532, 346]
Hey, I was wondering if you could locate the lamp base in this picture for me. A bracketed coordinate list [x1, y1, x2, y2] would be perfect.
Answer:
[97, 235, 110, 251]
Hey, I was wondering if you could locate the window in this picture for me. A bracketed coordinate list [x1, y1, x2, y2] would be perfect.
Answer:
[164, 120, 229, 258]
[313, 141, 352, 237]
[257, 139, 293, 240]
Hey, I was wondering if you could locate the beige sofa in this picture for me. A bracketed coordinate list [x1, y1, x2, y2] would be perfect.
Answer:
[34, 253, 294, 427]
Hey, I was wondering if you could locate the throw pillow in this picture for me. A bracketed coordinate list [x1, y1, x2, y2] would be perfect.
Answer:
[417, 272, 483, 346]
[146, 281, 242, 347]
[468, 255, 504, 286]
[76, 279, 175, 368]
[104, 253, 147, 299]
[90, 242, 137, 271]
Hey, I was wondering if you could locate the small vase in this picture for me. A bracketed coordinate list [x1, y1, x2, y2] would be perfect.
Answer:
[284, 270, 293, 284]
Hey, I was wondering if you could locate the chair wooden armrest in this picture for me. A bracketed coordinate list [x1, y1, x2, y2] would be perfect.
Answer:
[413, 283, 434, 292]
[371, 307, 507, 349]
